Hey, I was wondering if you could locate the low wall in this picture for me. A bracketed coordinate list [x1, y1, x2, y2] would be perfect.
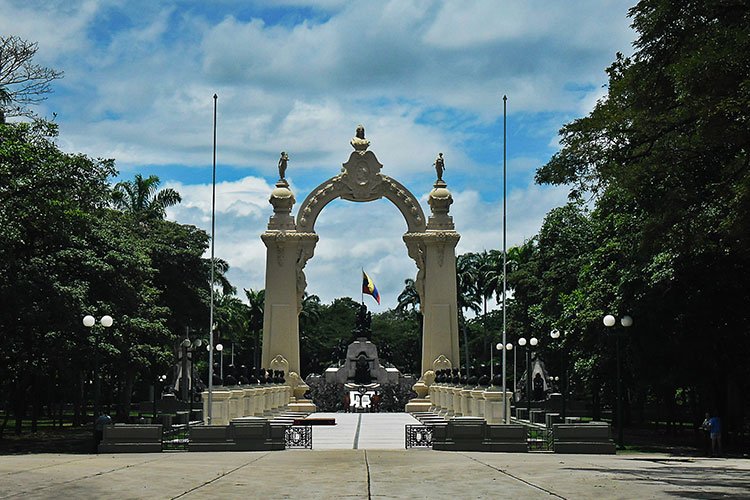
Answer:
[432, 418, 528, 452]
[552, 423, 616, 454]
[98, 424, 162, 453]
[189, 420, 285, 451]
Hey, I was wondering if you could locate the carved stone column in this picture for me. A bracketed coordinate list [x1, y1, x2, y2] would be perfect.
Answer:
[261, 182, 318, 375]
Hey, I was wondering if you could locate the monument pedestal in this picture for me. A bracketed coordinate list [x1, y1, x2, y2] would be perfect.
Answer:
[405, 398, 432, 413]
[288, 399, 317, 413]
[483, 388, 513, 424]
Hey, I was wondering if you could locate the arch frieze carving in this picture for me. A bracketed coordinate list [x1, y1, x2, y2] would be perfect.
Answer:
[296, 150, 426, 234]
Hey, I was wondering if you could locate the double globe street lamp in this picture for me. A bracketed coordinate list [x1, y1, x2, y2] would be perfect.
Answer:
[518, 336, 538, 419]
[603, 314, 633, 448]
[208, 343, 224, 384]
[549, 328, 568, 419]
[179, 337, 203, 402]
[494, 342, 514, 423]
[83, 314, 113, 418]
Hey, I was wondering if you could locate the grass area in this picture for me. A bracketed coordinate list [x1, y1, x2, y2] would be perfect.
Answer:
[0, 425, 95, 455]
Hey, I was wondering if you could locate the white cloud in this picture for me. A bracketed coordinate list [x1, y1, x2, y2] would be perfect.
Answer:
[5, 0, 628, 309]
[164, 174, 568, 309]
[10, 0, 635, 179]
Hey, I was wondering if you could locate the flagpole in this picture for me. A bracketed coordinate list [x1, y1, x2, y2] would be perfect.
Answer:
[361, 268, 364, 304]
[208, 93, 218, 424]
[501, 95, 508, 423]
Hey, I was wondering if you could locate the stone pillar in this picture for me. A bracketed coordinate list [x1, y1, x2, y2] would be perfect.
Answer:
[460, 387, 473, 416]
[404, 180, 460, 379]
[202, 388, 232, 426]
[483, 389, 513, 425]
[253, 387, 267, 417]
[260, 182, 319, 375]
[244, 387, 256, 416]
[229, 388, 245, 420]
[471, 388, 485, 418]
[452, 386, 463, 416]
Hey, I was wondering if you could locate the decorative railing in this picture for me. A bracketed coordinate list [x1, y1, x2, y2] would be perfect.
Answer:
[162, 423, 190, 451]
[285, 425, 313, 449]
[405, 425, 433, 449]
[527, 425, 553, 451]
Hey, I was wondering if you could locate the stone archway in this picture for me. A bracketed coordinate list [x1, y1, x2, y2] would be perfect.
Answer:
[260, 127, 461, 389]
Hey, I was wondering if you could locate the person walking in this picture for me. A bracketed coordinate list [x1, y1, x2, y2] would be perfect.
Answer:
[94, 411, 112, 453]
[702, 412, 722, 457]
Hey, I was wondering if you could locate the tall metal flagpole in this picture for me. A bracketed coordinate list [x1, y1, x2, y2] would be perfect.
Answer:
[208, 94, 218, 424]
[502, 95, 508, 423]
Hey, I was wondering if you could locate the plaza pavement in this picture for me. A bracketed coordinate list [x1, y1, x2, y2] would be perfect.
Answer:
[1, 413, 748, 499]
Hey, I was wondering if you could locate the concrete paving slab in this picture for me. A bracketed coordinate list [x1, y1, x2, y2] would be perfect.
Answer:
[357, 413, 420, 450]
[310, 412, 359, 450]
[306, 412, 420, 450]
[1, 451, 748, 499]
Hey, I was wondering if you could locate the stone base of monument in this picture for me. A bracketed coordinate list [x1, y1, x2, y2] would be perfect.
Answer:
[288, 399, 317, 413]
[432, 418, 527, 452]
[405, 398, 432, 413]
[189, 420, 285, 451]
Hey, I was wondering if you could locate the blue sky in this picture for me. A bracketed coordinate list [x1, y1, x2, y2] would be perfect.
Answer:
[2, 0, 636, 309]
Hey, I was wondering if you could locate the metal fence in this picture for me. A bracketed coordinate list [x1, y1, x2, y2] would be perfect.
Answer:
[162, 423, 190, 451]
[405, 425, 433, 449]
[285, 425, 313, 449]
[527, 426, 553, 451]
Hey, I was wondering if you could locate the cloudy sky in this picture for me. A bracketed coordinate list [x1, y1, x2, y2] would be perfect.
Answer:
[2, 0, 636, 309]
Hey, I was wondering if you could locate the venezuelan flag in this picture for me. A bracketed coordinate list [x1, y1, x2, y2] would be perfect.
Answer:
[362, 270, 381, 304]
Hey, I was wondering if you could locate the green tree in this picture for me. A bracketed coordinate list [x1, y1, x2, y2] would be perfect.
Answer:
[111, 174, 181, 221]
[456, 253, 480, 372]
[0, 35, 63, 121]
[0, 120, 115, 431]
[536, 0, 750, 432]
[245, 288, 266, 371]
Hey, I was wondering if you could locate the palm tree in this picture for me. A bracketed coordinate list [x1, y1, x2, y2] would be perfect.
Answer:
[456, 253, 481, 372]
[396, 278, 420, 313]
[244, 288, 265, 371]
[299, 293, 322, 331]
[299, 293, 323, 374]
[473, 251, 501, 363]
[211, 257, 235, 296]
[112, 174, 181, 220]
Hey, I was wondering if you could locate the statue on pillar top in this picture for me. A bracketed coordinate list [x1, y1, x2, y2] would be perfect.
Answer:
[278, 151, 289, 183]
[434, 152, 445, 182]
[350, 124, 370, 153]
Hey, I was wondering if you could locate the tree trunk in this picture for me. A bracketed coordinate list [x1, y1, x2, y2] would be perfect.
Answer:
[117, 368, 137, 423]
[30, 372, 39, 433]
[14, 381, 25, 435]
[73, 371, 84, 427]
[592, 379, 601, 421]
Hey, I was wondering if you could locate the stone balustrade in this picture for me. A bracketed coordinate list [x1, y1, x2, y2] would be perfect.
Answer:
[426, 383, 513, 423]
[202, 384, 292, 425]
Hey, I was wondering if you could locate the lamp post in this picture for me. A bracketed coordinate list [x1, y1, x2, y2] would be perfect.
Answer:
[518, 336, 538, 420]
[216, 343, 224, 383]
[550, 328, 567, 420]
[83, 315, 113, 418]
[604, 314, 633, 448]
[180, 335, 203, 402]
[495, 342, 513, 423]
[153, 374, 167, 418]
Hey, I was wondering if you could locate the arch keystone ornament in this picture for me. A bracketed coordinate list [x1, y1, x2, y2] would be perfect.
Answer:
[261, 127, 461, 407]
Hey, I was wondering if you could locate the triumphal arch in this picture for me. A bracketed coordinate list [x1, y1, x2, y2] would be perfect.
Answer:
[260, 126, 460, 393]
